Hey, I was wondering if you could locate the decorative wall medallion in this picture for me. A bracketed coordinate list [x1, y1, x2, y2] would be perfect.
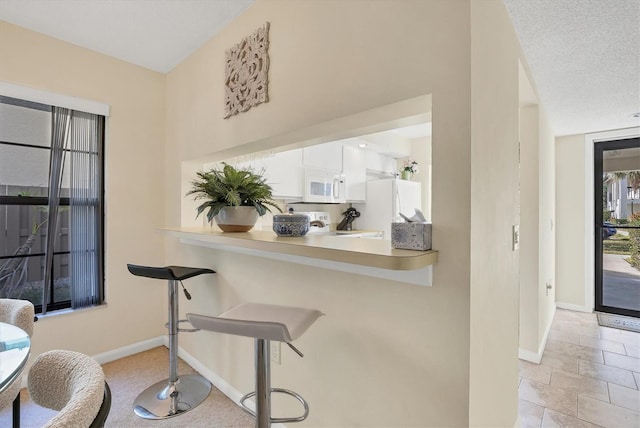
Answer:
[224, 22, 270, 118]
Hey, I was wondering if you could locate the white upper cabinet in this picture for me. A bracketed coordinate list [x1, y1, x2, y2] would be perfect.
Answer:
[302, 143, 343, 172]
[235, 149, 304, 199]
[365, 151, 397, 176]
[342, 144, 367, 202]
[264, 149, 304, 199]
[219, 137, 398, 203]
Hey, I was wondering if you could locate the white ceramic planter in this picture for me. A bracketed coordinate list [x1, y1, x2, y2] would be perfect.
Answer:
[214, 206, 259, 232]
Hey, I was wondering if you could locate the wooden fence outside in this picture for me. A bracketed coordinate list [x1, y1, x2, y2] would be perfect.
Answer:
[0, 200, 70, 292]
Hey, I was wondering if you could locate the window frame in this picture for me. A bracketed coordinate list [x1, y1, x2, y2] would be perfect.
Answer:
[0, 102, 105, 314]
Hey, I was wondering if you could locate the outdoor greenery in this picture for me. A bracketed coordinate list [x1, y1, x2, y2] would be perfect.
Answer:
[602, 170, 639, 268]
[186, 163, 282, 223]
[629, 212, 640, 269]
[603, 234, 631, 255]
[603, 171, 639, 222]
[603, 181, 610, 221]
[604, 171, 640, 190]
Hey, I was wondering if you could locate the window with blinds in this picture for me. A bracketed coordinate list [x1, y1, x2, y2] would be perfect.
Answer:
[0, 96, 104, 314]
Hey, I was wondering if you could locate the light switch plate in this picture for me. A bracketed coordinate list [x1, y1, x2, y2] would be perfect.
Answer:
[512, 225, 520, 251]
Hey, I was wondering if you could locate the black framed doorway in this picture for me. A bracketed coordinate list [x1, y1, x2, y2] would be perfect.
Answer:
[594, 137, 640, 318]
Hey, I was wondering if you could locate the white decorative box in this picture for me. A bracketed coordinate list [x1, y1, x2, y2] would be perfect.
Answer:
[391, 222, 432, 251]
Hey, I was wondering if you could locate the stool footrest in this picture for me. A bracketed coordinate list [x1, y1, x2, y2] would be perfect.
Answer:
[240, 387, 310, 423]
[164, 319, 199, 333]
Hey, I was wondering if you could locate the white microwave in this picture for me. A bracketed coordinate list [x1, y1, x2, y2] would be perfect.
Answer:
[303, 168, 346, 203]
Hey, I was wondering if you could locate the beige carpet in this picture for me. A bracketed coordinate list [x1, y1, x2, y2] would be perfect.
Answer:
[0, 346, 254, 428]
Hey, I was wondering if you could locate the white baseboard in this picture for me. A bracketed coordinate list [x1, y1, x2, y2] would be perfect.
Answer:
[519, 305, 556, 364]
[18, 336, 166, 389]
[40, 335, 288, 427]
[91, 336, 165, 365]
[176, 343, 286, 428]
[174, 342, 247, 408]
[518, 348, 541, 364]
[539, 304, 556, 357]
[556, 302, 592, 313]
[89, 335, 253, 414]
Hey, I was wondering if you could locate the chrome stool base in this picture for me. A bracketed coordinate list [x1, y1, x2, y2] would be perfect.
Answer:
[133, 374, 211, 420]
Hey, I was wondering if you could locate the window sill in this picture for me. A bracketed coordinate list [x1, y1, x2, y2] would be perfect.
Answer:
[36, 302, 108, 320]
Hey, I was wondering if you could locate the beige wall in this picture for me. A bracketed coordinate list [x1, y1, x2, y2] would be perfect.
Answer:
[469, 2, 521, 426]
[0, 22, 167, 358]
[167, 0, 533, 426]
[518, 101, 556, 362]
[166, 0, 476, 426]
[537, 104, 556, 349]
[519, 106, 541, 354]
[556, 134, 589, 308]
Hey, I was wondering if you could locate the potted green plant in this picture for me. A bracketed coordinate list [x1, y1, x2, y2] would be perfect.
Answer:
[401, 159, 419, 180]
[186, 163, 282, 232]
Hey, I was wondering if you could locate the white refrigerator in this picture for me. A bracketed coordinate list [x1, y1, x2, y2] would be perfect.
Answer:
[355, 178, 422, 239]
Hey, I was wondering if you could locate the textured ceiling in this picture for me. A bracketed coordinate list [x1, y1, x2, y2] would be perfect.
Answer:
[504, 0, 640, 136]
[0, 0, 638, 137]
[0, 0, 255, 73]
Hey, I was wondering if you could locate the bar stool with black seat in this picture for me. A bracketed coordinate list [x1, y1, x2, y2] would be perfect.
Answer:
[127, 264, 215, 420]
[187, 303, 324, 428]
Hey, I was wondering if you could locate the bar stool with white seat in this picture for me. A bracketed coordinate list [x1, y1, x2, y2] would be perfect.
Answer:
[187, 303, 324, 428]
[127, 264, 215, 420]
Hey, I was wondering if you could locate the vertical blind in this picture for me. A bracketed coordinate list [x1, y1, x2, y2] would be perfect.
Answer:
[69, 111, 104, 309]
[42, 107, 71, 313]
[41, 107, 104, 314]
[69, 111, 104, 308]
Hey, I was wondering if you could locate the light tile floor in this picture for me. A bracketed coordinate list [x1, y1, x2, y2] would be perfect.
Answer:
[519, 309, 640, 428]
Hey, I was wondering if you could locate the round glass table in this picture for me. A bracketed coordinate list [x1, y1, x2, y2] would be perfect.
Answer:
[0, 322, 30, 394]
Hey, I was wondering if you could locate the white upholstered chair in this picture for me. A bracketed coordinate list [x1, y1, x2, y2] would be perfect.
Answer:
[0, 298, 35, 428]
[27, 350, 111, 428]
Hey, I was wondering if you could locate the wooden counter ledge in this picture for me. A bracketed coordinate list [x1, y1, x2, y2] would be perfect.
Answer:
[161, 227, 438, 271]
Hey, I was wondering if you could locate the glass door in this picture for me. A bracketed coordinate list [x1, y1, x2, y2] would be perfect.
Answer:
[594, 137, 640, 318]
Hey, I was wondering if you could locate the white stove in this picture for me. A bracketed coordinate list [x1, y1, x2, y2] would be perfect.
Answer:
[289, 210, 331, 234]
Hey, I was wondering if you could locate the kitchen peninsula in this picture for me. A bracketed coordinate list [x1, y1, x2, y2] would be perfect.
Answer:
[162, 227, 438, 286]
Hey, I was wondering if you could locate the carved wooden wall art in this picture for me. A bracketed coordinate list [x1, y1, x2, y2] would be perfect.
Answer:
[224, 22, 270, 118]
